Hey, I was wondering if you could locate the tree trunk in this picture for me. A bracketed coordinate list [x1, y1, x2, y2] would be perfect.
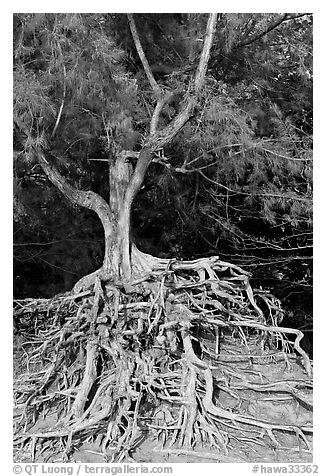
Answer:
[36, 149, 156, 286]
[103, 154, 133, 280]
[103, 148, 154, 282]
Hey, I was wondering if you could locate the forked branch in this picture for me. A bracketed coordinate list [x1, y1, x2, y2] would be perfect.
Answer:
[125, 13, 218, 207]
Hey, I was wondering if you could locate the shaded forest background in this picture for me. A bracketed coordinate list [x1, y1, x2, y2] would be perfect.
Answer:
[13, 13, 312, 346]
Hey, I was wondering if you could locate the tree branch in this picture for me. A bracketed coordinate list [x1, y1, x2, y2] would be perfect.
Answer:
[127, 14, 161, 97]
[193, 13, 218, 93]
[51, 40, 66, 137]
[36, 150, 114, 234]
[237, 14, 288, 48]
[199, 169, 312, 202]
[283, 13, 311, 22]
[146, 13, 218, 151]
[129, 13, 217, 144]
[128, 14, 176, 136]
[132, 13, 219, 152]
[150, 91, 174, 135]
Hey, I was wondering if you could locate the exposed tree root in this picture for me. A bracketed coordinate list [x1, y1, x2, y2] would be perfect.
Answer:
[13, 254, 313, 462]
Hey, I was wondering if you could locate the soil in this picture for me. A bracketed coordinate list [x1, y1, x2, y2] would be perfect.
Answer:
[14, 332, 313, 464]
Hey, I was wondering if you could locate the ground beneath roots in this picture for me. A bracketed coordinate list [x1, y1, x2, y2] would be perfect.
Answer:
[14, 337, 312, 464]
[14, 438, 312, 464]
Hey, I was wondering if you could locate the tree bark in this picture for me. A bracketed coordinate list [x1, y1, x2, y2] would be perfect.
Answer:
[106, 153, 133, 279]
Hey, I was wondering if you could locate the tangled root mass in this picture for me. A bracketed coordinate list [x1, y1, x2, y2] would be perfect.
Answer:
[13, 255, 313, 462]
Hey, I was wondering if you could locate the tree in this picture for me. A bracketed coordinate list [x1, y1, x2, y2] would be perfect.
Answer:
[14, 13, 313, 463]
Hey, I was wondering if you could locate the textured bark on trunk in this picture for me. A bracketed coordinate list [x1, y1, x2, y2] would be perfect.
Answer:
[104, 154, 133, 280]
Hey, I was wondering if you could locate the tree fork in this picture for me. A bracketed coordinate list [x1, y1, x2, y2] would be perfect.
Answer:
[31, 14, 218, 288]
